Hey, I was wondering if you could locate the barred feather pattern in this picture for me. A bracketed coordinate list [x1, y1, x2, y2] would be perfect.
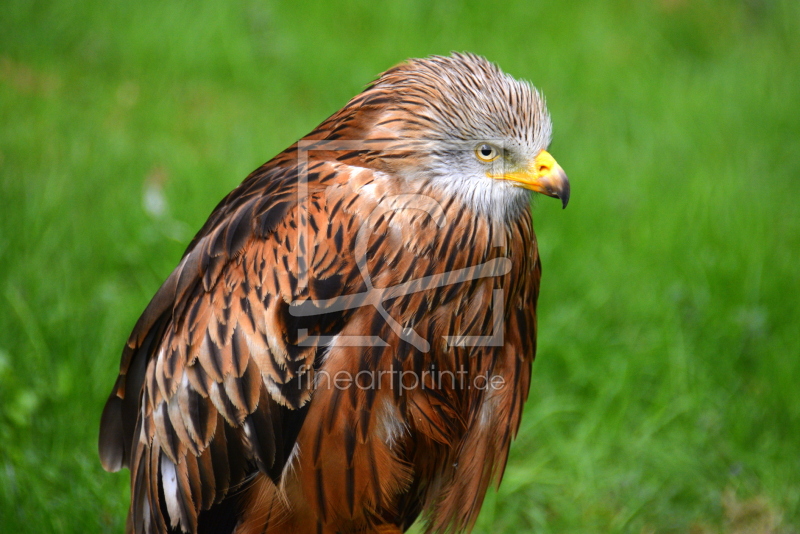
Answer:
[99, 53, 547, 534]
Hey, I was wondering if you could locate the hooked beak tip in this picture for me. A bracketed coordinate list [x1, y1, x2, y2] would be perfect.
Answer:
[559, 176, 570, 209]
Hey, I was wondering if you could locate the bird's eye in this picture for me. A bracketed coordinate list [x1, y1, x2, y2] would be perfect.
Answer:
[475, 143, 500, 163]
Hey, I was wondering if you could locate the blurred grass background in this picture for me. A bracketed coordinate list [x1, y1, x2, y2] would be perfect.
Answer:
[1, 0, 799, 532]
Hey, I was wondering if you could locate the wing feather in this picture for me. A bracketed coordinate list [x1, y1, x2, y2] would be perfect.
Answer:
[99, 156, 370, 531]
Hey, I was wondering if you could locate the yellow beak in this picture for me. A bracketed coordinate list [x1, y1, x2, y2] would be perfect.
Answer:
[491, 150, 570, 208]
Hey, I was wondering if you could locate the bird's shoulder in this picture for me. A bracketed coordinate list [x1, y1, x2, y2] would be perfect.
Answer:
[98, 151, 433, 471]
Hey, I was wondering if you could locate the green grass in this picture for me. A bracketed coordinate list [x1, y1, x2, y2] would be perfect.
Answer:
[1, 0, 799, 532]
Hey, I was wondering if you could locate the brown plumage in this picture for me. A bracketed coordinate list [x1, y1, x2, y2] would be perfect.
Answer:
[99, 53, 570, 534]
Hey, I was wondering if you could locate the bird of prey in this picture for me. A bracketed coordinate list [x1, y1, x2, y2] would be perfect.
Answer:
[99, 53, 569, 534]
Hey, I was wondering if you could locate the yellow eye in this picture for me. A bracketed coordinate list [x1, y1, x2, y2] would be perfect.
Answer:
[475, 143, 499, 162]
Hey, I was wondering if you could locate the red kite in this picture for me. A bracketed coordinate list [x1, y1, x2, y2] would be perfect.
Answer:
[100, 53, 569, 534]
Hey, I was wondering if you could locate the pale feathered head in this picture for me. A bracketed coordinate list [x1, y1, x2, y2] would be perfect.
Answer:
[328, 53, 570, 215]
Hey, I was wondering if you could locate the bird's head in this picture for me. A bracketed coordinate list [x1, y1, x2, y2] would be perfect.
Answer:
[335, 53, 570, 217]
